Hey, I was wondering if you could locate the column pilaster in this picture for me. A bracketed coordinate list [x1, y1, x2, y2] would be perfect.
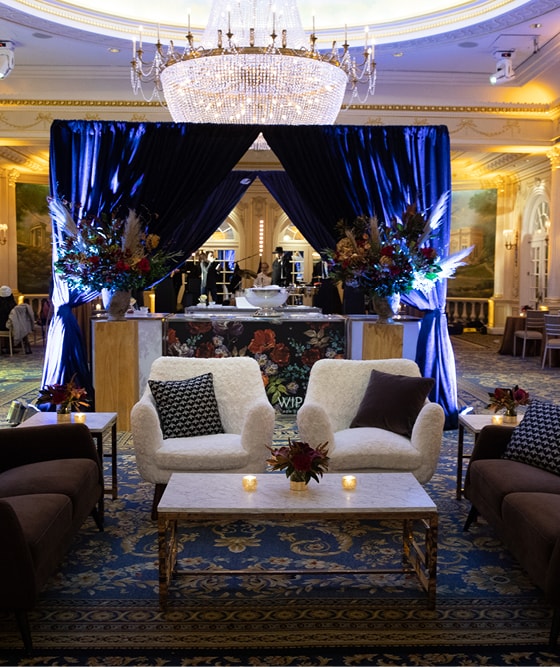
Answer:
[545, 146, 560, 308]
[0, 168, 20, 288]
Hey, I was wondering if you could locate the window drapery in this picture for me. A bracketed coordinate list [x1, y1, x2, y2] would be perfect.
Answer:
[47, 121, 457, 427]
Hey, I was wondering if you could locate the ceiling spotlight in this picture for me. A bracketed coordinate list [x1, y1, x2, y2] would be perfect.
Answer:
[0, 40, 14, 79]
[489, 50, 515, 85]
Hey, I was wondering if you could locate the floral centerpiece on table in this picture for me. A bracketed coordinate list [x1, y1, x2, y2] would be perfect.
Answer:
[266, 439, 330, 486]
[38, 374, 89, 414]
[49, 197, 180, 293]
[487, 385, 530, 417]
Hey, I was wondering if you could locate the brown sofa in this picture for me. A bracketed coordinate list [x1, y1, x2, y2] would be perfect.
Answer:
[0, 423, 104, 650]
[463, 424, 560, 645]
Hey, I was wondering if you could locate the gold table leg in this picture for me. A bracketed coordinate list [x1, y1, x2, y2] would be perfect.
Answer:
[158, 516, 178, 609]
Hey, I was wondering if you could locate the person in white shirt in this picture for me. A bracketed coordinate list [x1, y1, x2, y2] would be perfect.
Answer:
[253, 262, 272, 287]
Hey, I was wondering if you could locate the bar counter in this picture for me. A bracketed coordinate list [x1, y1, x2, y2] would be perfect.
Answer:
[165, 311, 346, 414]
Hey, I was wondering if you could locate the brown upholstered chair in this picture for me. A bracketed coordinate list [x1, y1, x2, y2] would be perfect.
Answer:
[0, 423, 104, 650]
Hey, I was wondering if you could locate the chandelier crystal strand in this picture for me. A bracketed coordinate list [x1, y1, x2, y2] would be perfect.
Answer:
[130, 0, 376, 124]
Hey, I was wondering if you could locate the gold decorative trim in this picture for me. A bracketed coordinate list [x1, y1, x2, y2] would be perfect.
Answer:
[0, 100, 555, 115]
[347, 104, 553, 115]
[448, 119, 522, 137]
[0, 100, 164, 108]
[547, 146, 560, 169]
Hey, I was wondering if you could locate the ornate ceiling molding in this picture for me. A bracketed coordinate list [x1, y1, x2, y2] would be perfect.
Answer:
[0, 147, 45, 172]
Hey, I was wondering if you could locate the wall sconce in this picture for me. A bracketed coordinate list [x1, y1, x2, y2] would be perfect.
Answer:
[503, 229, 518, 266]
[0, 223, 7, 246]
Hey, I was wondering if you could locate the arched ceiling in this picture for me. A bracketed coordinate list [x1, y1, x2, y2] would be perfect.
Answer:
[0, 0, 539, 42]
[0, 0, 558, 184]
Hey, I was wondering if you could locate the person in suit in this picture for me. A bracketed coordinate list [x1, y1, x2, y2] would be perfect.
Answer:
[312, 254, 342, 314]
[271, 247, 290, 287]
[178, 253, 203, 308]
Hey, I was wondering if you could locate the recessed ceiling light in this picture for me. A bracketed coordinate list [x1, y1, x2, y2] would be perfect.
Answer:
[393, 52, 404, 58]
[32, 32, 52, 39]
[531, 23, 542, 29]
[108, 47, 120, 53]
[458, 41, 478, 48]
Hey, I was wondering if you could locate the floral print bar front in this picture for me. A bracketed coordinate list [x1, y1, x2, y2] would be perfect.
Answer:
[165, 317, 345, 414]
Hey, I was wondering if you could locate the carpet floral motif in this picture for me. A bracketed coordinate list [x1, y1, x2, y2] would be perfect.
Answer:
[2, 333, 560, 664]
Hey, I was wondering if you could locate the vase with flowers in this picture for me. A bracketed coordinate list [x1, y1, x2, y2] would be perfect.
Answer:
[487, 385, 530, 423]
[325, 194, 466, 322]
[50, 198, 180, 320]
[266, 439, 330, 490]
[38, 374, 89, 420]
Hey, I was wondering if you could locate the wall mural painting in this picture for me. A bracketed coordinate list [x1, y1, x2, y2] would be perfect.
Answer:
[16, 183, 52, 294]
[448, 189, 497, 299]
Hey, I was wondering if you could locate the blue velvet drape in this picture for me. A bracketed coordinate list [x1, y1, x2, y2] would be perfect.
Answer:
[46, 122, 260, 392]
[47, 121, 457, 427]
[261, 125, 457, 427]
[258, 172, 333, 251]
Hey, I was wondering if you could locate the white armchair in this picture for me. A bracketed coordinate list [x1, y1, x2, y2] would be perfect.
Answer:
[296, 358, 445, 484]
[131, 356, 275, 517]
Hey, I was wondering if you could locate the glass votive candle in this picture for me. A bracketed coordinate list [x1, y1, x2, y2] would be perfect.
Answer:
[491, 415, 503, 425]
[342, 475, 357, 490]
[242, 475, 257, 492]
[74, 413, 87, 424]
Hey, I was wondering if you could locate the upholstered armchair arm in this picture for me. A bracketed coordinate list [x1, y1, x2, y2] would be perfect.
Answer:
[296, 400, 336, 450]
[463, 425, 514, 493]
[240, 400, 276, 471]
[409, 402, 445, 484]
[0, 424, 100, 475]
[545, 537, 560, 607]
[469, 425, 513, 462]
[130, 391, 166, 481]
[0, 500, 38, 609]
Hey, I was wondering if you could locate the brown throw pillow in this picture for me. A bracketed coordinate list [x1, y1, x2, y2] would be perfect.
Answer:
[349, 369, 435, 437]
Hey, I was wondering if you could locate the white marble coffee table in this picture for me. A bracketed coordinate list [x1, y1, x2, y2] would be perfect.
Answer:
[157, 472, 438, 609]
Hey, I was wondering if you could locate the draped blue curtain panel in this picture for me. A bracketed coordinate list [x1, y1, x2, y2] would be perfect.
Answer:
[47, 121, 457, 427]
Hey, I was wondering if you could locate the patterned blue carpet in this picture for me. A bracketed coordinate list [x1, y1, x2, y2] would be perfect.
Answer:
[1, 333, 560, 665]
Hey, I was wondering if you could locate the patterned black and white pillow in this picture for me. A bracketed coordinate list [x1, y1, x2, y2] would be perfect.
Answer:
[148, 373, 224, 439]
[502, 400, 560, 475]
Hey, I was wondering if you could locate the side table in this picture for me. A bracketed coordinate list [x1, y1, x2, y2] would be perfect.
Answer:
[456, 413, 518, 500]
[19, 411, 118, 500]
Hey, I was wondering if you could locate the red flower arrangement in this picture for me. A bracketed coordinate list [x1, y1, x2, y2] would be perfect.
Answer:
[266, 439, 330, 485]
[487, 386, 530, 414]
[326, 204, 443, 298]
[50, 198, 180, 292]
[38, 374, 89, 412]
[324, 193, 472, 299]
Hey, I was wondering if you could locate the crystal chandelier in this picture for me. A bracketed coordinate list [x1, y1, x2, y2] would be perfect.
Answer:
[131, 0, 376, 125]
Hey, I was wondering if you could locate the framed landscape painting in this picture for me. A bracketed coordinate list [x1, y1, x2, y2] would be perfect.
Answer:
[16, 183, 52, 294]
[448, 189, 497, 298]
